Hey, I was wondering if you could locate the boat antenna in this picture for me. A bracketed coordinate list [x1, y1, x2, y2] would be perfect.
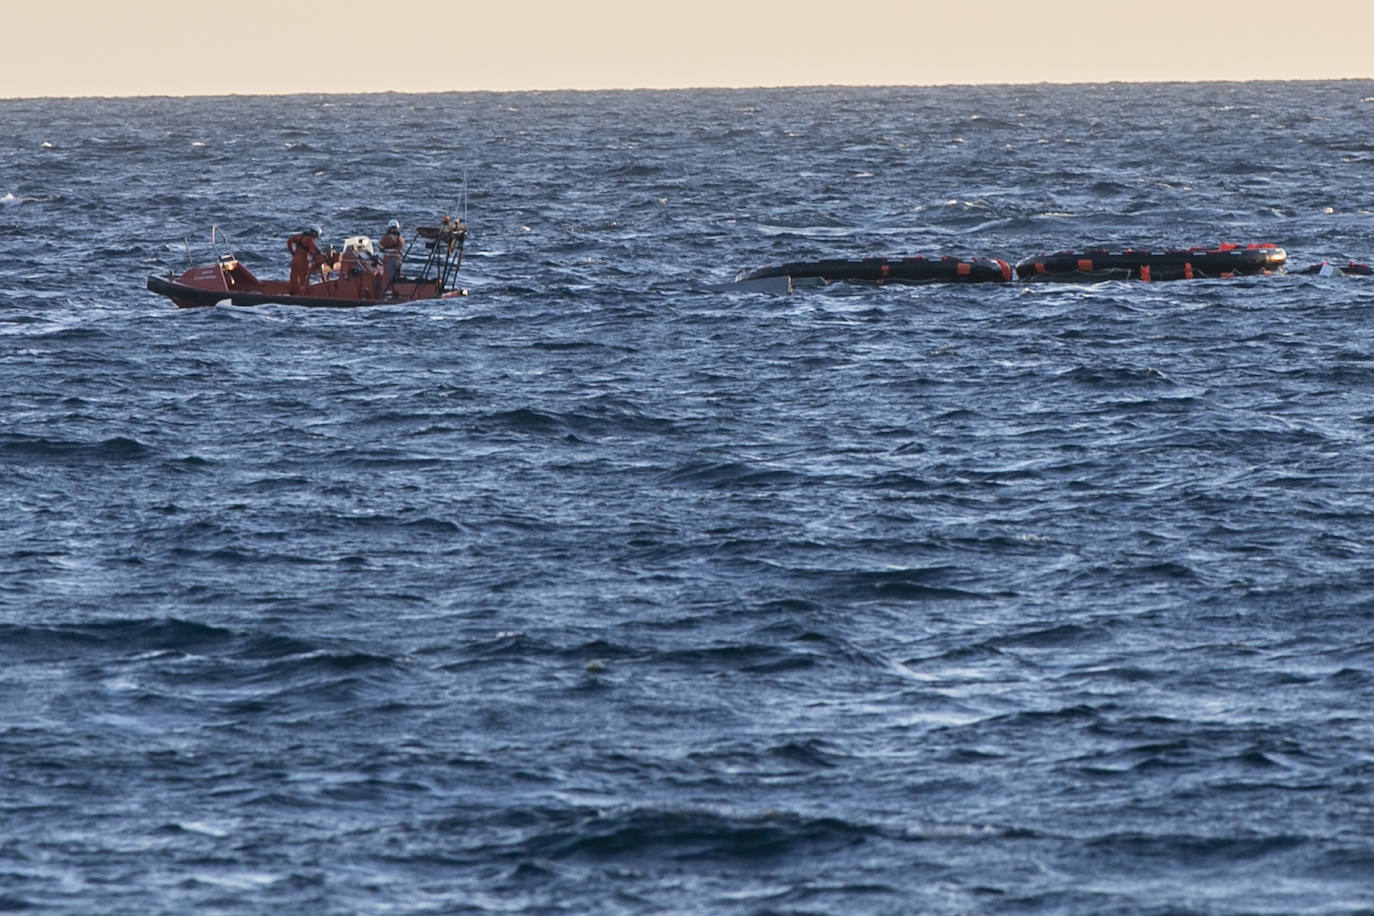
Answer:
[462, 165, 468, 224]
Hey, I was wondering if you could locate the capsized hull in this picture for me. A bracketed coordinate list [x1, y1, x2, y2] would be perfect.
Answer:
[736, 255, 1013, 286]
[1015, 244, 1287, 282]
[1292, 260, 1373, 277]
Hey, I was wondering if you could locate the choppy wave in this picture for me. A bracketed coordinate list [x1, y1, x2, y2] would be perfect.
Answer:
[2, 81, 1374, 914]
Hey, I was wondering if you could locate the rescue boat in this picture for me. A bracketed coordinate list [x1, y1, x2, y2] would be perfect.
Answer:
[146, 219, 468, 308]
[1014, 243, 1286, 282]
[734, 255, 1013, 288]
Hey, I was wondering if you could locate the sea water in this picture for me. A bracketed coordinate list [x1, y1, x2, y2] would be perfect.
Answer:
[2, 82, 1374, 913]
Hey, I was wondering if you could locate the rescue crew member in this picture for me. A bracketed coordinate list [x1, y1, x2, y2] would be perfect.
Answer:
[379, 219, 404, 284]
[286, 226, 326, 294]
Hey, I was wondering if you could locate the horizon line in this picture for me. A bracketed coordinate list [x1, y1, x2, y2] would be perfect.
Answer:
[4, 75, 1372, 103]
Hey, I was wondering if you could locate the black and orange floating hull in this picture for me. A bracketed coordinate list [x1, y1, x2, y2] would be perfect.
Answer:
[736, 255, 1013, 287]
[1292, 260, 1373, 276]
[1015, 243, 1286, 282]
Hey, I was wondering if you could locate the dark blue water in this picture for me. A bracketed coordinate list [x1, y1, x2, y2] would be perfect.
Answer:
[3, 82, 1374, 914]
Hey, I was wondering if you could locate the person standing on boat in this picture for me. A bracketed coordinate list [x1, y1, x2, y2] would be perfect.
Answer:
[286, 226, 325, 295]
[379, 219, 404, 286]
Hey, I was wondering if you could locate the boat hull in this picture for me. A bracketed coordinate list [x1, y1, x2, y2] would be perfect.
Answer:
[736, 255, 1013, 286]
[146, 271, 465, 309]
[1015, 244, 1286, 282]
[1292, 260, 1373, 277]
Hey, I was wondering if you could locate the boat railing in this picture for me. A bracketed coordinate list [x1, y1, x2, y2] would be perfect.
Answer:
[390, 218, 466, 299]
[210, 225, 238, 267]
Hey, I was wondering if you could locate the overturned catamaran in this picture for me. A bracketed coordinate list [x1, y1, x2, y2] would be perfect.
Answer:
[719, 242, 1368, 291]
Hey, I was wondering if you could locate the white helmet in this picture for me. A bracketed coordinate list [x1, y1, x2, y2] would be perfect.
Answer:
[310, 225, 322, 238]
[386, 219, 400, 232]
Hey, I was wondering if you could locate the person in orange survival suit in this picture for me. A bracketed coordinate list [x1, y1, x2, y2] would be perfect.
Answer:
[286, 225, 326, 294]
[379, 219, 404, 283]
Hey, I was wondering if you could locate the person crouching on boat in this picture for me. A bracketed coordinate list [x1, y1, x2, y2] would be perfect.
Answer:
[286, 226, 326, 294]
[379, 219, 404, 285]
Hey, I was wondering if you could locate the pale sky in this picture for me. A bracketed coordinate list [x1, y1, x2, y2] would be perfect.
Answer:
[3, 1, 1370, 98]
